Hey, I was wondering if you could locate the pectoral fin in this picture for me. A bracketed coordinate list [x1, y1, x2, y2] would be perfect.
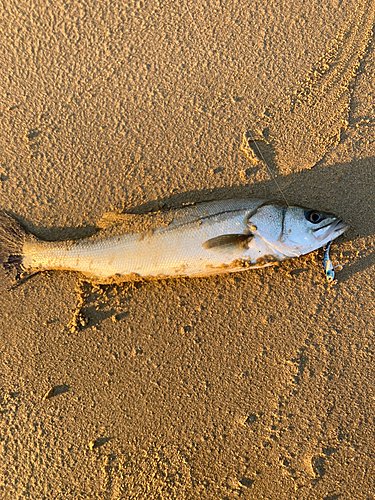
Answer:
[202, 234, 252, 255]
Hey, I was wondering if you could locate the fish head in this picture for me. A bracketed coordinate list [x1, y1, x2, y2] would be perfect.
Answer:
[247, 203, 348, 258]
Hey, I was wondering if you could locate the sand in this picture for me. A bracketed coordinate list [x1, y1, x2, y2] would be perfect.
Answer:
[0, 0, 374, 498]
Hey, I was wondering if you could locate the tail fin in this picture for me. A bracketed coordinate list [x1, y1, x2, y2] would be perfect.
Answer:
[0, 211, 31, 291]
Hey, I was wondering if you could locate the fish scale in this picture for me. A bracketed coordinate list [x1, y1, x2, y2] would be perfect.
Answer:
[22, 200, 266, 279]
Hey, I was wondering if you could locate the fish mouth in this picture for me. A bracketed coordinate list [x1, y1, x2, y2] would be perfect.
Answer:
[332, 220, 349, 233]
[314, 219, 349, 241]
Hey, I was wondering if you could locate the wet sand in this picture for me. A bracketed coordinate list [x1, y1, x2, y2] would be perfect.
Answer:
[0, 0, 374, 498]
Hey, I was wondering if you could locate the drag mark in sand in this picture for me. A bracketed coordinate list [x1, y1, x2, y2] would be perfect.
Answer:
[254, 0, 375, 174]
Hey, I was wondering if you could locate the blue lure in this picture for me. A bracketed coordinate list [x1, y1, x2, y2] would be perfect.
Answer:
[323, 241, 343, 282]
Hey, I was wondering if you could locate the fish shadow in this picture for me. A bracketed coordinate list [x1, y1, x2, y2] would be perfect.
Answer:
[338, 246, 375, 284]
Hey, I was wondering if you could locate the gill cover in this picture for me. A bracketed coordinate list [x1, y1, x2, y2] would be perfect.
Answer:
[247, 203, 347, 258]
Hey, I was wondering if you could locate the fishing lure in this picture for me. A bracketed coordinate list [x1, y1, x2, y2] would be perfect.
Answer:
[322, 241, 343, 282]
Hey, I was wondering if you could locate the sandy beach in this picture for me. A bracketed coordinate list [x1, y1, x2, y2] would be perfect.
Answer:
[0, 0, 374, 498]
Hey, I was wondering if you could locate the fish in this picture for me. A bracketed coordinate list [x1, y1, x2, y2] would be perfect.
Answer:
[0, 199, 348, 289]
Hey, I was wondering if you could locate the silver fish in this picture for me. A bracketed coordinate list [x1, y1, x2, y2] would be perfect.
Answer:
[0, 199, 348, 288]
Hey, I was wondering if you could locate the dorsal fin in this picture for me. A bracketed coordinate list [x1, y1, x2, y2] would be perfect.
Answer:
[97, 211, 174, 234]
[97, 212, 142, 230]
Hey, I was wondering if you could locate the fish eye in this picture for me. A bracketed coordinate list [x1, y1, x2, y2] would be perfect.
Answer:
[305, 210, 325, 224]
